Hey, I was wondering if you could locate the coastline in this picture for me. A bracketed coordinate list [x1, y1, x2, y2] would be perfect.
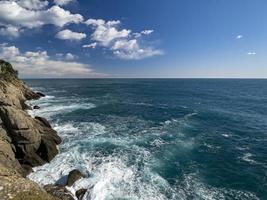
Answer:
[0, 60, 85, 200]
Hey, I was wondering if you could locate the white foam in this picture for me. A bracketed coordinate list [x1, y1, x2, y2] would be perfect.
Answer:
[29, 103, 96, 119]
[222, 133, 231, 138]
[240, 153, 258, 164]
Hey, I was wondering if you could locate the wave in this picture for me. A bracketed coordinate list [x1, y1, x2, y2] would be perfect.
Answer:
[29, 102, 96, 119]
[240, 153, 258, 165]
[175, 174, 260, 200]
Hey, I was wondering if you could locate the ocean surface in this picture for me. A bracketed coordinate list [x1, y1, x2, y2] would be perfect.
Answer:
[25, 79, 267, 200]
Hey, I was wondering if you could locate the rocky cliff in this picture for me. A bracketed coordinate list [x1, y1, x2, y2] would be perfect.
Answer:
[0, 60, 64, 200]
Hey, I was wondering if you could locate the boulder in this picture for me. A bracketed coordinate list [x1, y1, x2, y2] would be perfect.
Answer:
[44, 185, 74, 200]
[66, 170, 84, 186]
[75, 189, 87, 200]
[33, 105, 40, 109]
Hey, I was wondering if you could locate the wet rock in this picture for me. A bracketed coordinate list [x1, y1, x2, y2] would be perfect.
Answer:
[66, 169, 84, 186]
[76, 188, 87, 200]
[44, 185, 74, 200]
[33, 105, 40, 109]
[36, 92, 46, 97]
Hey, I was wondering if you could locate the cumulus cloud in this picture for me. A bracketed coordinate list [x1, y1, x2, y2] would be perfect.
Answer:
[247, 52, 256, 55]
[0, 1, 83, 37]
[17, 0, 49, 10]
[112, 39, 163, 60]
[83, 42, 97, 49]
[54, 0, 75, 6]
[0, 43, 96, 78]
[56, 29, 86, 41]
[0, 25, 21, 38]
[85, 19, 162, 60]
[85, 19, 131, 46]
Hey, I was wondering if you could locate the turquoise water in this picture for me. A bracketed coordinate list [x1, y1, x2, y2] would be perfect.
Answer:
[25, 79, 267, 200]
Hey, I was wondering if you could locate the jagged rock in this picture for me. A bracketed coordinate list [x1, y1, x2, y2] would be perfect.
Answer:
[36, 92, 46, 97]
[66, 170, 84, 186]
[33, 105, 40, 109]
[0, 60, 62, 199]
[76, 189, 87, 200]
[44, 185, 74, 200]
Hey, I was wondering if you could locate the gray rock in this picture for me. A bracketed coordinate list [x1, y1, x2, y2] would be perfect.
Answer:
[67, 169, 84, 186]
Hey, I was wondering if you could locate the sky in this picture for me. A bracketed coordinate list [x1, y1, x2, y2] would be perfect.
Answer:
[0, 0, 267, 78]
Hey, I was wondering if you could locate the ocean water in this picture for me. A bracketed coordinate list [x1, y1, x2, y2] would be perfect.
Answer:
[25, 79, 267, 200]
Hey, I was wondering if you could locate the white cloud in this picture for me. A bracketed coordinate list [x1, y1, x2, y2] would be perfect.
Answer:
[0, 25, 21, 38]
[85, 19, 162, 60]
[54, 0, 75, 6]
[17, 0, 49, 10]
[85, 19, 131, 46]
[236, 35, 243, 39]
[83, 42, 97, 49]
[247, 52, 256, 55]
[56, 52, 78, 60]
[112, 39, 163, 60]
[56, 29, 86, 41]
[141, 30, 154, 35]
[65, 53, 77, 60]
[134, 30, 154, 38]
[0, 43, 97, 78]
[0, 1, 83, 30]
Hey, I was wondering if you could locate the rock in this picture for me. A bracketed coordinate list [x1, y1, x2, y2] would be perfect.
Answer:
[66, 170, 84, 186]
[33, 105, 40, 109]
[0, 60, 62, 199]
[36, 92, 46, 97]
[37, 136, 59, 162]
[75, 189, 87, 200]
[35, 116, 52, 128]
[44, 185, 74, 200]
[0, 164, 57, 200]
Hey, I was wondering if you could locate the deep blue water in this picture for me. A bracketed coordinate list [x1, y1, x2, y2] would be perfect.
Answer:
[25, 79, 267, 200]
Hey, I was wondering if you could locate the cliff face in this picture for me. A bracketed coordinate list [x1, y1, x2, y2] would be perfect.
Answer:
[0, 60, 61, 199]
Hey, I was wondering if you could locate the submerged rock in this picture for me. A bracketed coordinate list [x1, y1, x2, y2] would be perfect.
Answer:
[66, 169, 84, 186]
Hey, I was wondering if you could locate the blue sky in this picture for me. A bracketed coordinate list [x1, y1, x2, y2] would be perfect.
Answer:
[0, 0, 267, 78]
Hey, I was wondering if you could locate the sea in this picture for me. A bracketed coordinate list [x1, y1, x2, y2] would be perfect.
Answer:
[24, 79, 267, 200]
